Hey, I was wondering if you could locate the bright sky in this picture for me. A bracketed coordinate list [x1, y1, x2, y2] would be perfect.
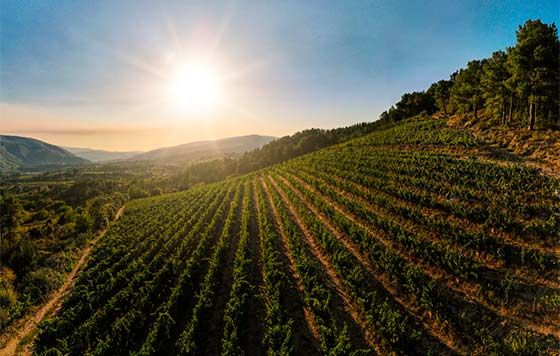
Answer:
[1, 0, 558, 151]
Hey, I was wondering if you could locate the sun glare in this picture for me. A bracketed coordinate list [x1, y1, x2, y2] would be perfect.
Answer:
[167, 61, 224, 115]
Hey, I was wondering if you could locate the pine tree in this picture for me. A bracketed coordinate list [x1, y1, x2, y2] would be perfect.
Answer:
[427, 80, 453, 115]
[451, 60, 484, 119]
[508, 19, 560, 130]
[481, 51, 510, 125]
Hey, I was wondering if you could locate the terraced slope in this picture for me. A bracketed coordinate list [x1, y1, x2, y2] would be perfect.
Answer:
[33, 119, 560, 356]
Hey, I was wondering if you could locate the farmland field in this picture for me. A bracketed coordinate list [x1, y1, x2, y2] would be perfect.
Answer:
[34, 119, 560, 356]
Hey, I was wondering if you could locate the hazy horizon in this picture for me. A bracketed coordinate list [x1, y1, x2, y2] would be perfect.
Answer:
[0, 109, 282, 151]
[1, 0, 558, 150]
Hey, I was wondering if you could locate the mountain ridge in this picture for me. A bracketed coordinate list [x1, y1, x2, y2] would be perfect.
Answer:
[128, 134, 277, 163]
[63, 147, 143, 163]
[0, 135, 89, 173]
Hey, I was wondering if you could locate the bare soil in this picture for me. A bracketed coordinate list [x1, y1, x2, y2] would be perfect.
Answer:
[0, 206, 125, 356]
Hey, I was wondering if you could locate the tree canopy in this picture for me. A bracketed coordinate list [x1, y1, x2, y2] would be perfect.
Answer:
[380, 19, 559, 130]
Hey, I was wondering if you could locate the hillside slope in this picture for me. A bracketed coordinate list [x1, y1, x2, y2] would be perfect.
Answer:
[446, 111, 560, 175]
[0, 135, 89, 172]
[128, 134, 276, 163]
[33, 118, 559, 356]
[63, 147, 143, 162]
[0, 145, 20, 172]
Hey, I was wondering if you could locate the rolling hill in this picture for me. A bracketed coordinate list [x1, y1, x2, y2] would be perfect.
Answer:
[35, 118, 560, 356]
[63, 146, 143, 162]
[128, 134, 276, 163]
[0, 135, 89, 173]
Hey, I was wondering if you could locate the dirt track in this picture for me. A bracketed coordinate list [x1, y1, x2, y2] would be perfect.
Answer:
[0, 206, 125, 356]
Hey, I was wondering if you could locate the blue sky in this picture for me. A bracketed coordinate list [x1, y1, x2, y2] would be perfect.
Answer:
[1, 0, 558, 150]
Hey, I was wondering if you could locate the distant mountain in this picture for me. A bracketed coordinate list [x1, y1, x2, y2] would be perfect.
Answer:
[128, 135, 277, 163]
[0, 135, 89, 173]
[64, 147, 143, 162]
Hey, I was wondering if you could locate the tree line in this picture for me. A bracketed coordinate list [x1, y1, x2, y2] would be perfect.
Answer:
[165, 120, 394, 190]
[380, 19, 559, 130]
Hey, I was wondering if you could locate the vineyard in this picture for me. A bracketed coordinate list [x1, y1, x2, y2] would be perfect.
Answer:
[33, 119, 560, 355]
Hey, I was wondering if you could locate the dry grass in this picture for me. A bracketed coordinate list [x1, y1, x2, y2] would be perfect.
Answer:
[445, 111, 560, 177]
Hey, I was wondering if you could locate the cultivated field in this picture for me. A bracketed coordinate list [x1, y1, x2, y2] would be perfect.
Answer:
[34, 120, 560, 355]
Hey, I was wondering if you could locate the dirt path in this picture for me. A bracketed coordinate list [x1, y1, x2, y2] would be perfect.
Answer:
[280, 168, 560, 339]
[275, 172, 466, 355]
[310, 173, 560, 330]
[320, 165, 560, 259]
[203, 190, 243, 356]
[259, 177, 323, 349]
[308, 168, 560, 289]
[244, 181, 266, 356]
[0, 206, 125, 356]
[266, 175, 386, 355]
[303, 157, 560, 258]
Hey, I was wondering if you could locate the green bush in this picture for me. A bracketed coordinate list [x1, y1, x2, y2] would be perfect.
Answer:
[21, 268, 64, 303]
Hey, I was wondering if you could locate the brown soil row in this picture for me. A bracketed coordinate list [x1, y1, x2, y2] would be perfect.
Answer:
[282, 170, 560, 339]
[306, 156, 559, 256]
[266, 175, 387, 355]
[275, 172, 467, 355]
[297, 167, 560, 289]
[245, 181, 266, 356]
[258, 177, 324, 350]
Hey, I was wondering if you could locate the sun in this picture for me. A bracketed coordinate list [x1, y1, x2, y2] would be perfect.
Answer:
[167, 61, 224, 114]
